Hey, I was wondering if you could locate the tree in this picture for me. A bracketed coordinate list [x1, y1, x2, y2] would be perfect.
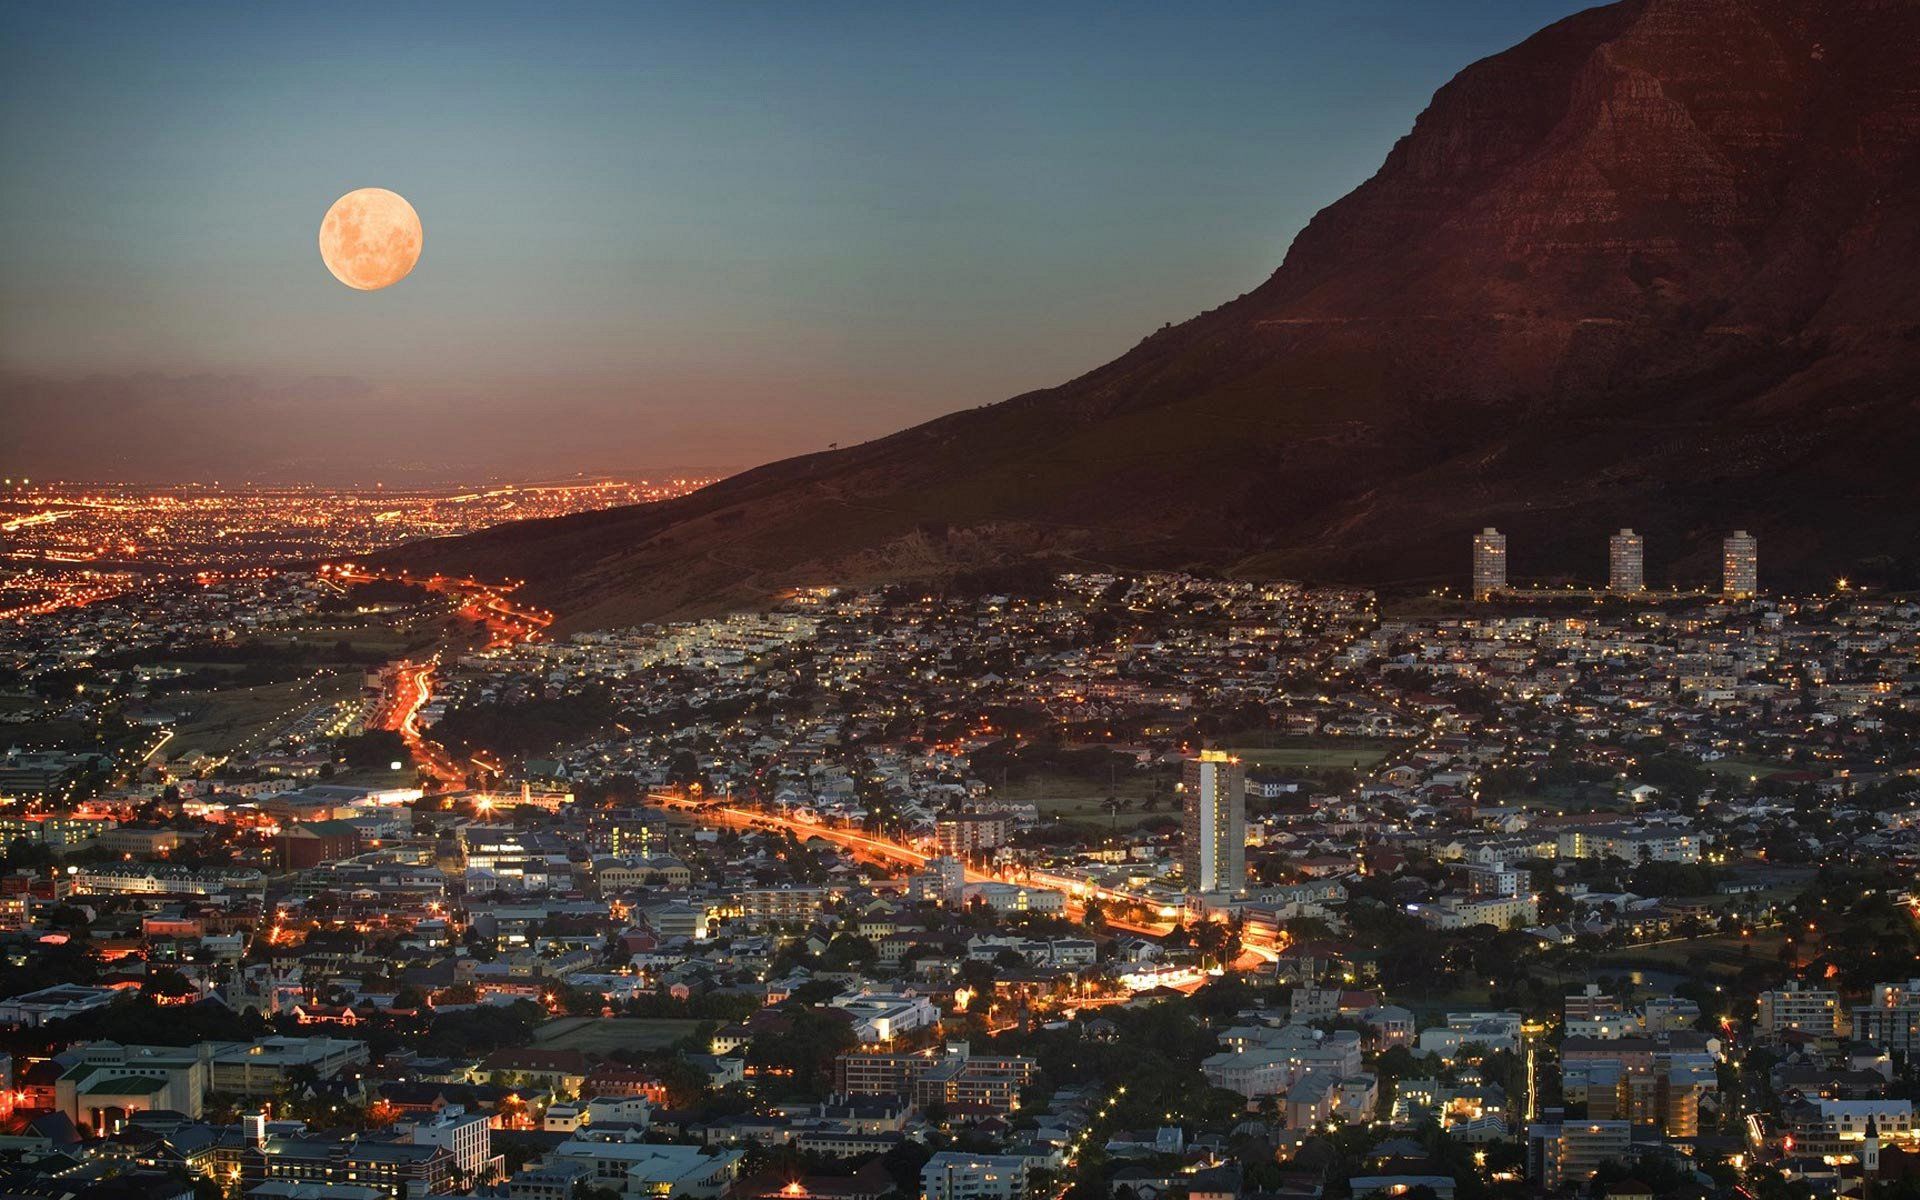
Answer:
[335, 730, 410, 770]
[881, 1138, 933, 1195]
[141, 966, 197, 1000]
[744, 1005, 857, 1099]
[393, 984, 430, 1011]
[822, 933, 878, 969]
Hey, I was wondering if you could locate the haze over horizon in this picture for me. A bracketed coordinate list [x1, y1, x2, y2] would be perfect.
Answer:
[1, 0, 1592, 485]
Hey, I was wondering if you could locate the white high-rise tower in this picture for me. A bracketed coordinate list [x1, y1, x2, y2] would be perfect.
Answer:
[1609, 528, 1645, 593]
[1723, 530, 1758, 598]
[1181, 751, 1245, 895]
[1472, 528, 1508, 601]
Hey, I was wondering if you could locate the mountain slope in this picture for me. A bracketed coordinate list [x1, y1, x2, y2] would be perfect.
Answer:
[388, 0, 1920, 626]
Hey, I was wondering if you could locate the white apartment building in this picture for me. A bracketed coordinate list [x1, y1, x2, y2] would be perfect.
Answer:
[1854, 980, 1920, 1055]
[1555, 827, 1700, 864]
[1758, 983, 1847, 1041]
[1472, 528, 1508, 600]
[1816, 1099, 1914, 1140]
[1182, 751, 1246, 895]
[922, 1153, 1029, 1200]
[1407, 894, 1539, 930]
[1609, 529, 1645, 593]
[1723, 531, 1758, 597]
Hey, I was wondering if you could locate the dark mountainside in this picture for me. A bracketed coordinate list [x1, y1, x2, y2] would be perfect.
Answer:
[388, 0, 1920, 628]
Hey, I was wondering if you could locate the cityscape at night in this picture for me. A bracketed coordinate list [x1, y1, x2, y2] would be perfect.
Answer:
[3, 5, 1920, 1200]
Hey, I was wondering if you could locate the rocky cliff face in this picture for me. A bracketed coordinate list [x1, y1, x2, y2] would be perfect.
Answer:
[390, 0, 1920, 626]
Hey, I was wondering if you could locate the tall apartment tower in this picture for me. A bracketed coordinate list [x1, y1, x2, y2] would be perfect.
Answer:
[1472, 527, 1508, 600]
[1608, 528, 1645, 593]
[1182, 751, 1246, 895]
[1723, 530, 1758, 598]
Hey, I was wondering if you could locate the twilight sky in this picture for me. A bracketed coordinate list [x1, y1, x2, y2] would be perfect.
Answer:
[0, 1, 1592, 484]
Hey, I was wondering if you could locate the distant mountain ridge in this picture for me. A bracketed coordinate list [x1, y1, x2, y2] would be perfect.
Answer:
[386, 0, 1920, 627]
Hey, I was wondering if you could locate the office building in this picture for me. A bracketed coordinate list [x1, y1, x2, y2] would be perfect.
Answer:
[209, 1037, 370, 1097]
[1724, 530, 1758, 597]
[507, 1161, 594, 1200]
[408, 1104, 494, 1181]
[1472, 528, 1508, 600]
[56, 1043, 213, 1131]
[0, 983, 119, 1027]
[248, 1133, 453, 1200]
[1182, 751, 1246, 895]
[1608, 528, 1645, 592]
[959, 881, 1064, 913]
[277, 819, 359, 870]
[546, 1139, 743, 1199]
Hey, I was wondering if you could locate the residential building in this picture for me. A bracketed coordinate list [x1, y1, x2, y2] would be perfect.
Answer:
[921, 1153, 1029, 1200]
[1723, 530, 1758, 598]
[1609, 529, 1645, 593]
[1182, 751, 1246, 895]
[909, 857, 965, 905]
[1473, 528, 1508, 600]
[1527, 1121, 1632, 1190]
[737, 886, 835, 925]
[1757, 983, 1847, 1041]
[1853, 980, 1920, 1056]
[835, 1042, 1035, 1115]
[1555, 826, 1699, 864]
[934, 813, 1011, 858]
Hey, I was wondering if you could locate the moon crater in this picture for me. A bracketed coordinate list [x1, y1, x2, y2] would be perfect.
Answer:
[318, 187, 422, 291]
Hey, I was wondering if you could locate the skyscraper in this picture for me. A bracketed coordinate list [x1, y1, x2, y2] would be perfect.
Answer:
[1608, 528, 1645, 593]
[1472, 527, 1508, 600]
[1182, 751, 1246, 895]
[1723, 530, 1758, 598]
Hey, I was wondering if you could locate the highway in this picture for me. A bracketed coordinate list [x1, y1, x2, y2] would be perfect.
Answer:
[331, 565, 552, 790]
[375, 656, 469, 789]
[647, 791, 1175, 936]
[651, 791, 1289, 965]
[0, 574, 137, 622]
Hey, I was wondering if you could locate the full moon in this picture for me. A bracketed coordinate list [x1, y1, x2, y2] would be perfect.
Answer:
[318, 187, 423, 291]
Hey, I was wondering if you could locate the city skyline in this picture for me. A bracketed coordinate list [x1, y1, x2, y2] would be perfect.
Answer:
[3, 5, 1918, 1200]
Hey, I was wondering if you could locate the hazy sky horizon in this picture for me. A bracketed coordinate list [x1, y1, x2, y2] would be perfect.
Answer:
[2, 1, 1594, 484]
